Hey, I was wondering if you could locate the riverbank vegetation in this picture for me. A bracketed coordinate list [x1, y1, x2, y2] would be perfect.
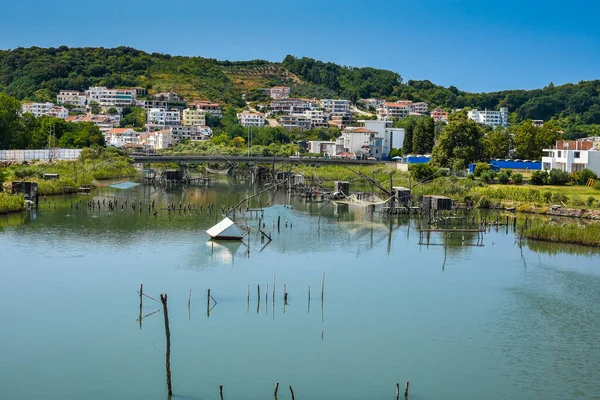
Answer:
[0, 192, 24, 214]
[1, 147, 137, 196]
[524, 221, 600, 247]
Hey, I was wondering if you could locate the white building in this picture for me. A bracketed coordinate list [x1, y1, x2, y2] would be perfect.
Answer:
[377, 102, 410, 120]
[144, 129, 174, 150]
[411, 102, 429, 115]
[361, 120, 405, 159]
[337, 127, 383, 159]
[147, 108, 181, 127]
[105, 128, 141, 148]
[542, 139, 600, 174]
[85, 86, 137, 107]
[57, 90, 87, 107]
[192, 101, 222, 117]
[47, 106, 69, 119]
[182, 108, 206, 126]
[467, 107, 509, 127]
[304, 110, 328, 128]
[270, 98, 317, 114]
[280, 114, 311, 130]
[307, 141, 337, 156]
[22, 102, 55, 117]
[237, 111, 265, 127]
[270, 86, 290, 100]
[169, 125, 212, 142]
[321, 99, 351, 116]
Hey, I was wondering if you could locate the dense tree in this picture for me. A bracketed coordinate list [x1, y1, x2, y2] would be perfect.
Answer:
[512, 121, 560, 160]
[483, 127, 513, 159]
[398, 117, 417, 154]
[431, 112, 485, 169]
[412, 117, 435, 154]
[0, 93, 24, 149]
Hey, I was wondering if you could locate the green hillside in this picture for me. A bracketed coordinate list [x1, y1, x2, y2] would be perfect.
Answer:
[1, 46, 599, 138]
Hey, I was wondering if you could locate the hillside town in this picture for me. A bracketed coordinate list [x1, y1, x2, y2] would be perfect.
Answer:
[18, 84, 529, 162]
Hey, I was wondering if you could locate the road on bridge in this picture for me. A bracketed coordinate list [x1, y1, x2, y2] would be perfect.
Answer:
[130, 154, 384, 166]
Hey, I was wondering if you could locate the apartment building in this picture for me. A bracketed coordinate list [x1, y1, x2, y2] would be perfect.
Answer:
[360, 120, 405, 159]
[193, 101, 222, 117]
[144, 129, 174, 150]
[411, 102, 429, 115]
[270, 98, 316, 114]
[169, 125, 213, 141]
[105, 128, 141, 148]
[47, 106, 69, 119]
[147, 108, 181, 127]
[85, 87, 137, 107]
[22, 102, 55, 117]
[237, 111, 265, 127]
[542, 139, 600, 174]
[65, 114, 120, 134]
[377, 102, 410, 120]
[337, 127, 383, 159]
[57, 90, 87, 107]
[467, 107, 509, 127]
[270, 86, 290, 100]
[153, 92, 183, 102]
[280, 114, 312, 130]
[430, 108, 449, 122]
[321, 99, 351, 116]
[182, 108, 207, 126]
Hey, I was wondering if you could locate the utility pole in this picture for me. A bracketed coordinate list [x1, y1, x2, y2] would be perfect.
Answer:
[48, 125, 58, 162]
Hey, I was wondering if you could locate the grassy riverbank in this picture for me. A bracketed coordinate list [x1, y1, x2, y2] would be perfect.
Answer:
[524, 221, 600, 247]
[1, 148, 138, 196]
[0, 192, 24, 214]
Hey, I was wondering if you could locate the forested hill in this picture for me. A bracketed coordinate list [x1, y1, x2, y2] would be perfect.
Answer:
[1, 47, 600, 133]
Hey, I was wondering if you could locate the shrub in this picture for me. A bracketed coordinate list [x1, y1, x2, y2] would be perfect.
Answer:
[480, 172, 492, 183]
[543, 191, 552, 202]
[466, 173, 475, 181]
[587, 196, 596, 207]
[473, 162, 491, 177]
[489, 171, 497, 180]
[594, 181, 600, 191]
[548, 169, 570, 186]
[408, 163, 438, 182]
[575, 168, 598, 186]
[512, 173, 523, 184]
[530, 170, 548, 185]
[497, 171, 509, 184]
[551, 192, 568, 204]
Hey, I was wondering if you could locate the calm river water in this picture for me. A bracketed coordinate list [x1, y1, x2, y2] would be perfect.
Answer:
[1, 179, 599, 400]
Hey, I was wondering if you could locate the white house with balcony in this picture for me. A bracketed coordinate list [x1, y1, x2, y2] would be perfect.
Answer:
[237, 111, 265, 127]
[57, 90, 87, 107]
[360, 120, 405, 159]
[337, 127, 383, 159]
[468, 107, 509, 127]
[321, 99, 351, 117]
[105, 128, 141, 148]
[144, 129, 174, 150]
[47, 106, 69, 119]
[22, 102, 55, 117]
[542, 139, 600, 174]
[147, 108, 181, 127]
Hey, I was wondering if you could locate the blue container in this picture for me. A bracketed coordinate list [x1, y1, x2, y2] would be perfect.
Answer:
[406, 155, 431, 164]
[490, 159, 541, 170]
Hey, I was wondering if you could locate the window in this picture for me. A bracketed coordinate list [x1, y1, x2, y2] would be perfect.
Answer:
[558, 151, 561, 157]
[574, 151, 580, 158]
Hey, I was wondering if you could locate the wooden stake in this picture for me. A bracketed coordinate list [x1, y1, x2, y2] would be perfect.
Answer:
[274, 381, 279, 397]
[321, 272, 325, 301]
[257, 284, 260, 303]
[396, 382, 400, 400]
[273, 274, 276, 301]
[219, 384, 224, 400]
[207, 289, 211, 315]
[405, 381, 410, 397]
[247, 284, 250, 303]
[289, 385, 295, 400]
[160, 294, 172, 397]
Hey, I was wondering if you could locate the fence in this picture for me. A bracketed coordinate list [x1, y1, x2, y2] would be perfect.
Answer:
[0, 149, 82, 161]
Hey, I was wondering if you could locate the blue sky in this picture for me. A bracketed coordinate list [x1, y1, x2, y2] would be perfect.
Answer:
[1, 0, 599, 93]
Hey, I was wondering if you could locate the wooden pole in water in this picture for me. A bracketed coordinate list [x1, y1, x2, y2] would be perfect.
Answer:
[257, 284, 261, 303]
[404, 381, 409, 397]
[160, 294, 172, 397]
[289, 385, 295, 400]
[248, 285, 250, 303]
[273, 274, 276, 301]
[284, 284, 288, 304]
[207, 289, 211, 315]
[396, 382, 400, 400]
[219, 384, 224, 400]
[274, 381, 279, 397]
[321, 272, 325, 301]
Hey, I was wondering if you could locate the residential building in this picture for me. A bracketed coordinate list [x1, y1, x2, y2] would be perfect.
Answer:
[542, 139, 600, 174]
[363, 98, 385, 110]
[105, 128, 141, 148]
[467, 107, 509, 127]
[144, 129, 174, 150]
[270, 98, 316, 114]
[280, 114, 312, 130]
[147, 108, 181, 127]
[237, 111, 265, 127]
[169, 125, 213, 141]
[307, 141, 337, 156]
[47, 106, 69, 119]
[377, 102, 410, 120]
[57, 90, 87, 107]
[182, 108, 207, 126]
[360, 120, 405, 159]
[430, 108, 449, 122]
[321, 99, 351, 116]
[329, 114, 353, 128]
[304, 110, 328, 128]
[532, 120, 544, 127]
[270, 86, 290, 100]
[193, 101, 222, 117]
[84, 86, 137, 107]
[140, 99, 170, 110]
[22, 102, 55, 117]
[65, 114, 120, 134]
[153, 92, 183, 102]
[411, 102, 429, 115]
[337, 127, 383, 159]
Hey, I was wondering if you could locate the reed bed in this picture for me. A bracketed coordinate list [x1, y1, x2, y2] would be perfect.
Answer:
[0, 193, 24, 214]
[524, 221, 600, 247]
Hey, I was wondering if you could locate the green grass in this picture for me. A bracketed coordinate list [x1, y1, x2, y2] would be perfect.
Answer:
[0, 192, 24, 214]
[524, 221, 600, 247]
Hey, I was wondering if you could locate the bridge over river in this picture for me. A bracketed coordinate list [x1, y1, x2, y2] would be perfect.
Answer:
[131, 154, 383, 166]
